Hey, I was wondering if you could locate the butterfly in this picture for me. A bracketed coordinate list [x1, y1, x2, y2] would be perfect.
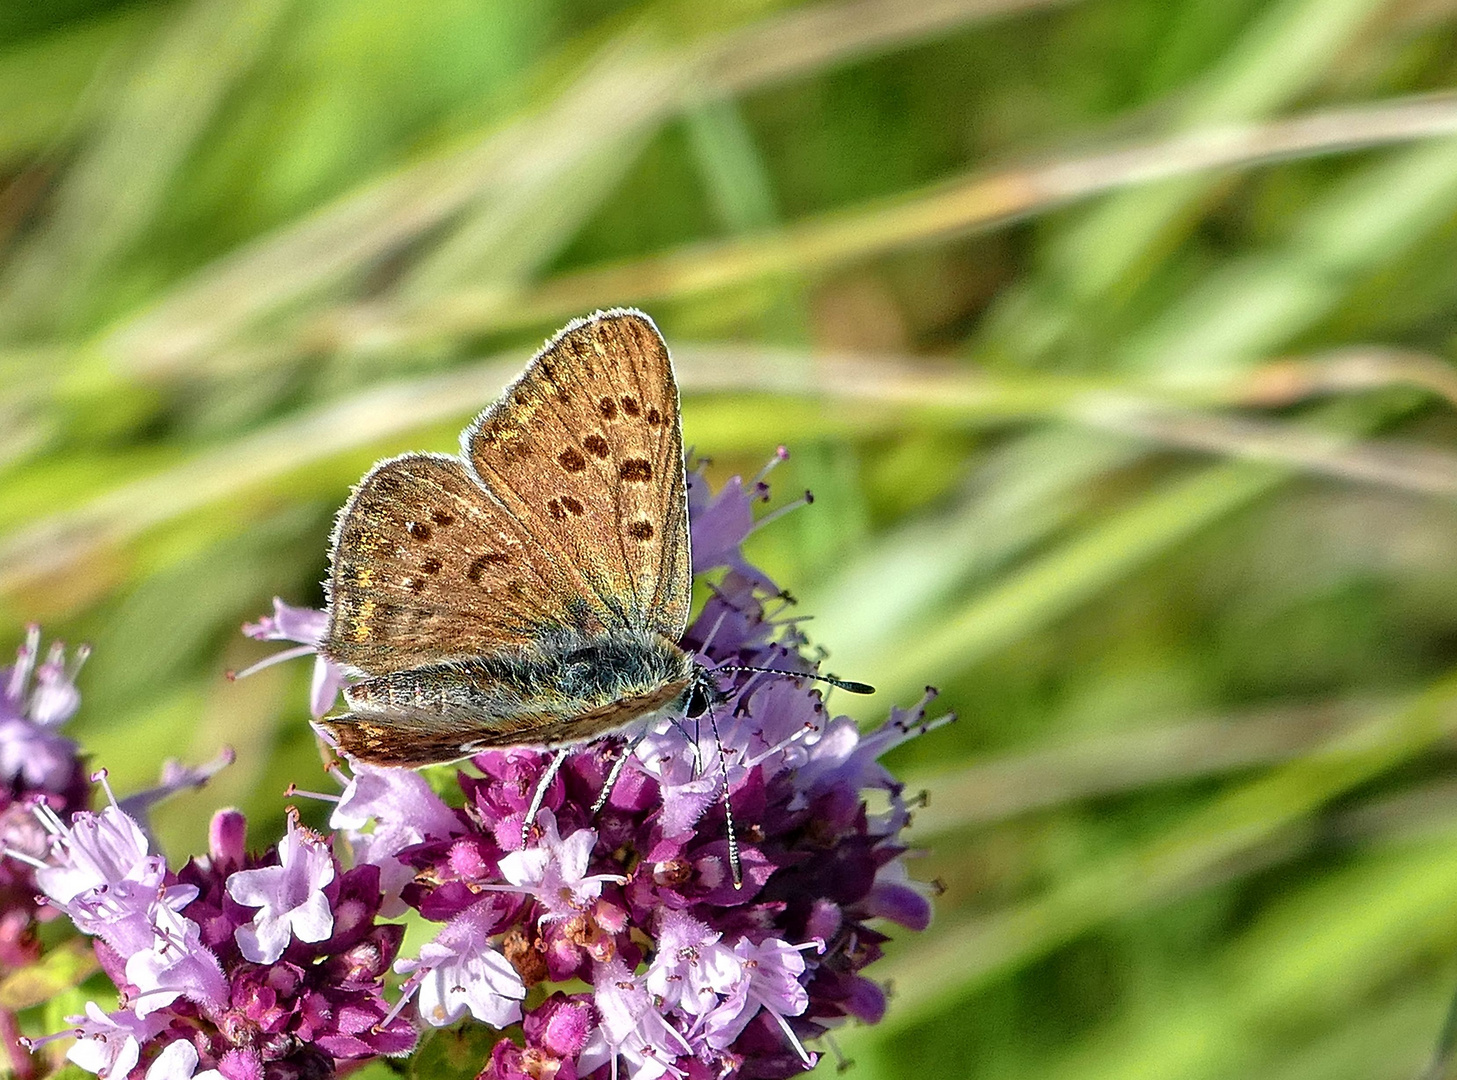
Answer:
[315, 309, 870, 850]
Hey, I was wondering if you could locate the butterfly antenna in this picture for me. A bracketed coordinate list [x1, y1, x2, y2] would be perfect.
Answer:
[522, 747, 571, 846]
[591, 731, 649, 816]
[714, 664, 875, 695]
[706, 703, 742, 890]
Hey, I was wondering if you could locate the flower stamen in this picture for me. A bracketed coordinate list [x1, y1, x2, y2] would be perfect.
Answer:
[228, 644, 317, 682]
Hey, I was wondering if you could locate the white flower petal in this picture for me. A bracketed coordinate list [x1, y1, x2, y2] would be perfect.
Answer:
[417, 966, 469, 1028]
[66, 1004, 146, 1080]
[144, 1039, 199, 1080]
[234, 915, 289, 964]
[558, 829, 596, 882]
[289, 890, 334, 943]
[461, 948, 527, 1026]
[406, 917, 525, 1030]
[68, 1032, 140, 1079]
[224, 865, 283, 907]
[497, 848, 548, 889]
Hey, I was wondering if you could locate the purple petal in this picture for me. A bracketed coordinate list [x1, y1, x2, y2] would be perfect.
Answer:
[864, 880, 933, 931]
[243, 599, 326, 645]
[842, 976, 887, 1024]
[309, 657, 346, 719]
[118, 748, 235, 827]
[525, 993, 595, 1057]
[0, 720, 79, 790]
[208, 809, 247, 867]
[217, 1048, 264, 1080]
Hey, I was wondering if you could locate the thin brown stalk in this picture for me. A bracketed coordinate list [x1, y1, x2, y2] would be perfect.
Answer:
[702, 0, 1079, 97]
[1076, 397, 1457, 498]
[1238, 347, 1457, 410]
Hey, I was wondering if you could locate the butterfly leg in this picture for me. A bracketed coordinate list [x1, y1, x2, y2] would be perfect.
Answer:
[522, 747, 572, 846]
[591, 732, 650, 815]
[666, 716, 703, 777]
[706, 707, 742, 889]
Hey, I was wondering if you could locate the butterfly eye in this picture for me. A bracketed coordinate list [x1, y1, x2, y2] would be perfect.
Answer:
[684, 682, 712, 719]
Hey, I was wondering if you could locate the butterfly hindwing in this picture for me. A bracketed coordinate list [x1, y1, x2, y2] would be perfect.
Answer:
[323, 452, 615, 673]
[322, 663, 694, 765]
[463, 309, 691, 640]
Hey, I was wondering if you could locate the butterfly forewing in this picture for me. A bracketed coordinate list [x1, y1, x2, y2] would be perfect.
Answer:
[463, 311, 691, 639]
[323, 452, 615, 673]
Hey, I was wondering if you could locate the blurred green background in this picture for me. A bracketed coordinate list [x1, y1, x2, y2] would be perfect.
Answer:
[9, 0, 1457, 1076]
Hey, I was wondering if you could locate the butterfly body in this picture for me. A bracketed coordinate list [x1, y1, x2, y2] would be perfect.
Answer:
[328, 628, 699, 765]
[316, 310, 704, 767]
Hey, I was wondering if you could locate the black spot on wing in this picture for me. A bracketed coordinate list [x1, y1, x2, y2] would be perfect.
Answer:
[619, 459, 652, 482]
[466, 551, 510, 582]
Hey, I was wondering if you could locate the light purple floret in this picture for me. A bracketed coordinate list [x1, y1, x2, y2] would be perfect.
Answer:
[225, 815, 336, 964]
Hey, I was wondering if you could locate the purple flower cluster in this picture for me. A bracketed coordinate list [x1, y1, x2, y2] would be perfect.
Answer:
[23, 453, 944, 1080]
[312, 457, 948, 1080]
[0, 628, 89, 969]
[28, 787, 414, 1079]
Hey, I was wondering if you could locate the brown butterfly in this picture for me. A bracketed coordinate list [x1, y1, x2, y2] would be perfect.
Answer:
[315, 309, 870, 843]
